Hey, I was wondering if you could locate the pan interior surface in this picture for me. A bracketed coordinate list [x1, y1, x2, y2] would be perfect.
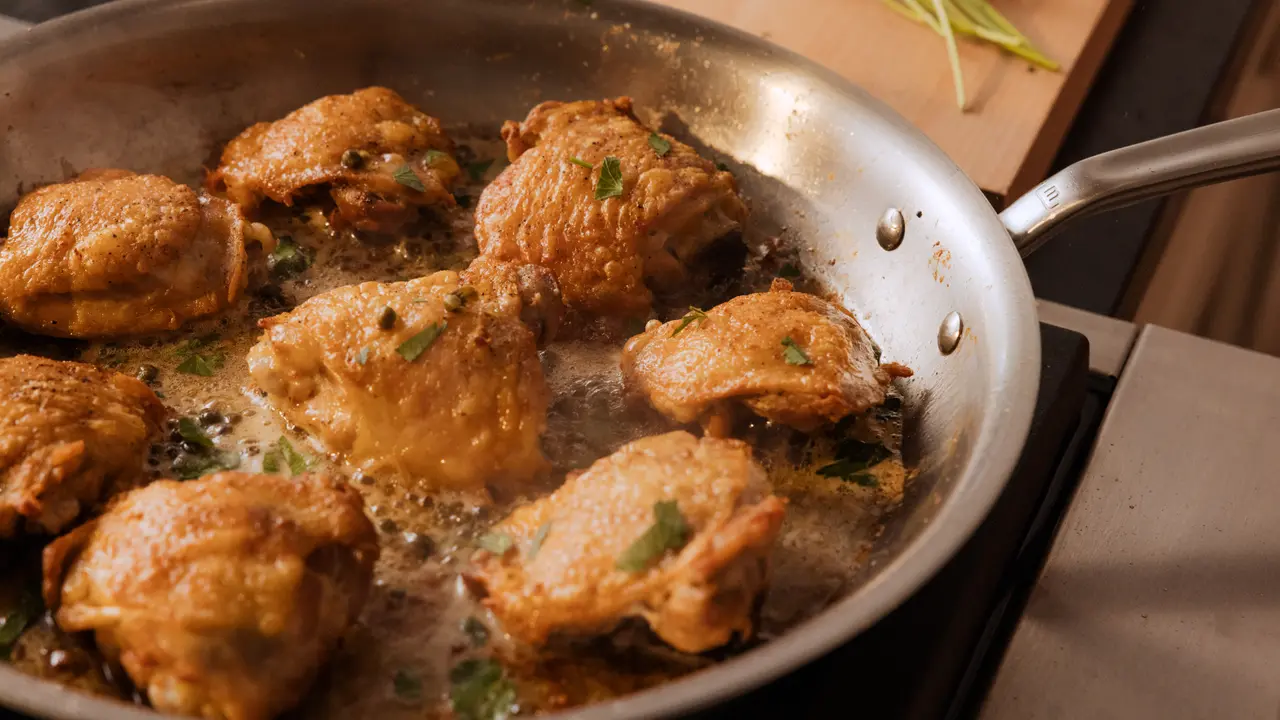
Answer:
[0, 0, 1039, 718]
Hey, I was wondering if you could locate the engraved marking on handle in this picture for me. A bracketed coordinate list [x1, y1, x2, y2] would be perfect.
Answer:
[1037, 184, 1061, 210]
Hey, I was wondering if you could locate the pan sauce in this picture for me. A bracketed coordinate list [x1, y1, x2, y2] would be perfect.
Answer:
[1, 132, 909, 718]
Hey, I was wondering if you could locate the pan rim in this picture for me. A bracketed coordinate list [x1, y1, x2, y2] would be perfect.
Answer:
[0, 0, 1041, 718]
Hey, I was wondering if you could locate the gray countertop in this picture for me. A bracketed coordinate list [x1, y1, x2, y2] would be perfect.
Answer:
[982, 324, 1280, 719]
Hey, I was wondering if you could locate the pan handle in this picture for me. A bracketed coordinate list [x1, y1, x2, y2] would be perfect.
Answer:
[1000, 108, 1280, 257]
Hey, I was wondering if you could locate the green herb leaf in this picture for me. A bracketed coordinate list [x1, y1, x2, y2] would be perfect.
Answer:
[670, 307, 707, 338]
[277, 437, 311, 476]
[716, 161, 730, 172]
[175, 351, 225, 377]
[269, 236, 311, 278]
[177, 417, 214, 450]
[393, 669, 424, 702]
[778, 262, 801, 278]
[568, 156, 593, 169]
[393, 164, 427, 192]
[647, 132, 672, 157]
[476, 532, 514, 555]
[594, 155, 624, 200]
[424, 149, 452, 169]
[781, 336, 811, 366]
[450, 658, 516, 720]
[467, 159, 494, 182]
[528, 521, 552, 560]
[262, 450, 281, 473]
[816, 438, 892, 483]
[0, 589, 41, 660]
[461, 616, 490, 647]
[616, 500, 690, 572]
[173, 449, 241, 480]
[396, 322, 447, 362]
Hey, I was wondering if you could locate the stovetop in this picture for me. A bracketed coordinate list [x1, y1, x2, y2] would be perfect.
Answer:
[698, 323, 1097, 719]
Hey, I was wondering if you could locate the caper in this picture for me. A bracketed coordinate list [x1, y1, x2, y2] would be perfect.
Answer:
[442, 293, 463, 312]
[179, 440, 203, 455]
[378, 306, 397, 330]
[403, 532, 435, 557]
[135, 364, 159, 384]
[340, 149, 365, 169]
[197, 409, 224, 426]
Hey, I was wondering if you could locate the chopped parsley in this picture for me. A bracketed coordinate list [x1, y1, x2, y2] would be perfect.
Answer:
[816, 438, 892, 485]
[528, 521, 552, 560]
[393, 669, 424, 702]
[173, 449, 240, 480]
[396, 322, 447, 362]
[0, 589, 41, 659]
[263, 436, 311, 476]
[467, 159, 494, 182]
[594, 155, 624, 200]
[616, 500, 690, 572]
[424, 149, 454, 169]
[461, 616, 490, 647]
[177, 417, 214, 450]
[476, 532, 514, 555]
[670, 307, 708, 337]
[778, 262, 802, 278]
[568, 156, 593, 169]
[647, 132, 672, 157]
[781, 336, 811, 366]
[174, 337, 226, 377]
[393, 164, 427, 192]
[268, 236, 311, 278]
[450, 658, 516, 720]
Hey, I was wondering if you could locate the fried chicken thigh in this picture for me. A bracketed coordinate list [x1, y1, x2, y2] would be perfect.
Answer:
[247, 263, 552, 498]
[0, 355, 165, 538]
[471, 431, 785, 653]
[0, 170, 250, 338]
[621, 279, 912, 434]
[475, 97, 747, 325]
[43, 472, 378, 720]
[209, 87, 460, 233]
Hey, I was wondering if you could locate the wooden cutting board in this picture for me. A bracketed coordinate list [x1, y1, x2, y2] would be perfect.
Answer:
[647, 0, 1134, 201]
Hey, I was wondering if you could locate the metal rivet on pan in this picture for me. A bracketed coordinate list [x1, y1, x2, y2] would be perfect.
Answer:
[938, 311, 963, 355]
[876, 208, 905, 251]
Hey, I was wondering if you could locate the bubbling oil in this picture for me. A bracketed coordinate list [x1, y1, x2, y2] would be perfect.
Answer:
[0, 133, 909, 717]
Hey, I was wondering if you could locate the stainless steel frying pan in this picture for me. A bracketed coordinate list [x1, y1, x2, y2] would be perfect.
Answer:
[0, 1, 1277, 718]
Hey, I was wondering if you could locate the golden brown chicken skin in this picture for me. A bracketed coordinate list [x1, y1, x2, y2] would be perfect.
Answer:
[247, 263, 551, 499]
[621, 279, 912, 435]
[0, 170, 250, 338]
[470, 431, 785, 653]
[209, 87, 460, 233]
[0, 355, 165, 539]
[474, 97, 747, 328]
[42, 471, 379, 720]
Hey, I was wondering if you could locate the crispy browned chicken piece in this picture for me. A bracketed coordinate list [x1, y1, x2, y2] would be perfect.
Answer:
[471, 431, 785, 653]
[0, 170, 250, 338]
[0, 355, 165, 539]
[43, 471, 378, 720]
[461, 255, 564, 345]
[621, 279, 912, 435]
[247, 264, 551, 499]
[475, 97, 747, 325]
[209, 86, 460, 233]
